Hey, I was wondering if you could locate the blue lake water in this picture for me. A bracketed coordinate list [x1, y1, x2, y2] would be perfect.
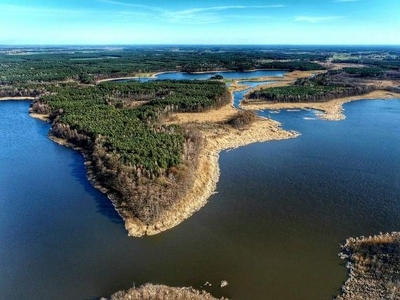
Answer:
[1, 82, 400, 298]
[156, 70, 285, 80]
[114, 70, 285, 82]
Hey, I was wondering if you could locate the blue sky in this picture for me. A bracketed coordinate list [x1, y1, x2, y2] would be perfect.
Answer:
[0, 0, 399, 45]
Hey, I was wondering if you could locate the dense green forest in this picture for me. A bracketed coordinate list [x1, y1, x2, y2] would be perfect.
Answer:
[31, 80, 229, 223]
[0, 46, 326, 85]
[245, 67, 388, 103]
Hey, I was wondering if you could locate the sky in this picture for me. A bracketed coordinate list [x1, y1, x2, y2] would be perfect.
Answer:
[0, 0, 399, 45]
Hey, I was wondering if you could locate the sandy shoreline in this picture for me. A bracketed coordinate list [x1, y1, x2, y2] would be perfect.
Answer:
[95, 71, 171, 84]
[124, 88, 298, 236]
[242, 90, 400, 121]
[117, 85, 300, 236]
[0, 96, 36, 101]
[141, 115, 299, 236]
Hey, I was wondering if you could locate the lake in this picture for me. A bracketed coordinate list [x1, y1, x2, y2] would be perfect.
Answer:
[1, 78, 400, 299]
[113, 69, 286, 82]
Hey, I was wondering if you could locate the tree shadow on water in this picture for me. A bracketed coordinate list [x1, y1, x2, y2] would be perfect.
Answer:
[69, 153, 124, 225]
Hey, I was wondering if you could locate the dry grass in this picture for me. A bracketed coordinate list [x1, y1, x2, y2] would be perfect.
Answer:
[143, 116, 298, 236]
[337, 232, 400, 300]
[105, 284, 227, 300]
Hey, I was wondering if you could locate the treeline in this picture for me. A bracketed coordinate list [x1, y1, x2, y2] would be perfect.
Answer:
[180, 60, 325, 73]
[246, 70, 378, 103]
[332, 58, 400, 71]
[247, 85, 375, 103]
[0, 85, 46, 98]
[338, 67, 384, 78]
[32, 80, 229, 224]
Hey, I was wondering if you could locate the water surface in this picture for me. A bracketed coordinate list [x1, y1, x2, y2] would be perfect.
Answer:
[156, 70, 285, 80]
[1, 95, 400, 299]
[114, 70, 285, 82]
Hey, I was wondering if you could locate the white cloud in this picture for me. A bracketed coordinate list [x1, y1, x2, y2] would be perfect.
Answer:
[98, 1, 287, 24]
[164, 5, 287, 24]
[295, 16, 344, 23]
[99, 0, 163, 12]
[170, 4, 287, 15]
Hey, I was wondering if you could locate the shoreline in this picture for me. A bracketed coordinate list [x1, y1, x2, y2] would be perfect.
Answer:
[143, 117, 298, 236]
[0, 96, 36, 101]
[95, 71, 170, 84]
[241, 90, 400, 121]
[337, 232, 400, 299]
[138, 89, 298, 236]
[104, 283, 226, 299]
[23, 116, 136, 237]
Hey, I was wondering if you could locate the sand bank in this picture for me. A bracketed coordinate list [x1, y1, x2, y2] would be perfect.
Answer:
[242, 90, 400, 121]
[104, 283, 226, 300]
[29, 112, 50, 122]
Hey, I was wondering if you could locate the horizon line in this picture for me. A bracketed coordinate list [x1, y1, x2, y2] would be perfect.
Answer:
[1, 43, 400, 47]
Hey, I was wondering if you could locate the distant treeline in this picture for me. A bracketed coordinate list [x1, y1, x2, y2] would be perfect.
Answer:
[31, 80, 230, 224]
[332, 58, 400, 71]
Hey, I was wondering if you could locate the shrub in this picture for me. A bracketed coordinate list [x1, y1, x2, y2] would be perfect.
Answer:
[228, 110, 257, 128]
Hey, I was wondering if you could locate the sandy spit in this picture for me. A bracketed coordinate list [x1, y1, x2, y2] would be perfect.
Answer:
[0, 96, 36, 101]
[140, 111, 298, 236]
[95, 72, 172, 84]
[242, 90, 400, 121]
[29, 112, 50, 122]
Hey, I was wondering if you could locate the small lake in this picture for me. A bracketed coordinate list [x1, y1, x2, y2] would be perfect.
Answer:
[113, 69, 285, 82]
[1, 71, 400, 299]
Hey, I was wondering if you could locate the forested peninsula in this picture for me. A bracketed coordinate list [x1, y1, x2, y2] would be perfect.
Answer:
[1, 46, 310, 236]
[27, 78, 297, 236]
